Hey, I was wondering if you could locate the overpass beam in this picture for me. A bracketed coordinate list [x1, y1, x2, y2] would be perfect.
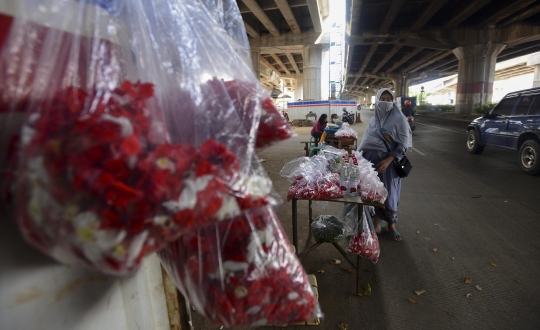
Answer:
[453, 43, 506, 115]
[251, 49, 261, 81]
[302, 45, 323, 100]
[527, 53, 540, 88]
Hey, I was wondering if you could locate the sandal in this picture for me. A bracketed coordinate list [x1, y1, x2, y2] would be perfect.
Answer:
[389, 231, 402, 242]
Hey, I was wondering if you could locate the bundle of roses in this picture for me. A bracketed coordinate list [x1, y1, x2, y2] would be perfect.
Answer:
[16, 81, 270, 274]
[158, 206, 320, 326]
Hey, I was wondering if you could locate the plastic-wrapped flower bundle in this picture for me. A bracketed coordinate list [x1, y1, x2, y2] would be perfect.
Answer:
[352, 151, 387, 204]
[334, 123, 358, 139]
[158, 206, 322, 327]
[280, 156, 343, 201]
[348, 206, 380, 263]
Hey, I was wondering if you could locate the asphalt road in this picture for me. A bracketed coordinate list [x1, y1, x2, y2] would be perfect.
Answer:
[192, 110, 540, 330]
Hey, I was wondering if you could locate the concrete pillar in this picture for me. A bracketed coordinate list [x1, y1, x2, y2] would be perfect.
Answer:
[526, 53, 540, 87]
[453, 43, 506, 115]
[302, 45, 323, 100]
[294, 75, 304, 100]
[250, 49, 260, 81]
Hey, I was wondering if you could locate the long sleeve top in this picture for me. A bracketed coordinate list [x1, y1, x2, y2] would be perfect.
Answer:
[310, 121, 327, 136]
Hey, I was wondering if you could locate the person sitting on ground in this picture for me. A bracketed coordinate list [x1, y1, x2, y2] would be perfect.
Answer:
[357, 88, 412, 241]
[310, 114, 327, 140]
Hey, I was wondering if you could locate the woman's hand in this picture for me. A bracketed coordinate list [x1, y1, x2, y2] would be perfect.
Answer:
[376, 156, 396, 173]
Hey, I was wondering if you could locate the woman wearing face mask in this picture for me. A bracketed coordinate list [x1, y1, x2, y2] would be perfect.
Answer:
[358, 88, 412, 241]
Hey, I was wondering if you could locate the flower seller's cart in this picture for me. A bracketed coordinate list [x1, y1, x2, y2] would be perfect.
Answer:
[291, 196, 383, 295]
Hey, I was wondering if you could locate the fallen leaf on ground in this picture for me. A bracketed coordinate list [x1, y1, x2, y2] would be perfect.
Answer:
[464, 278, 473, 284]
[415, 289, 426, 296]
[475, 285, 482, 291]
[416, 231, 420, 234]
[341, 268, 353, 274]
[516, 280, 522, 284]
[441, 308, 454, 316]
[317, 270, 325, 274]
[432, 248, 438, 253]
[408, 298, 417, 304]
[491, 263, 497, 267]
[339, 321, 349, 330]
[331, 259, 342, 265]
[434, 224, 441, 227]
[466, 293, 473, 297]
[363, 284, 372, 296]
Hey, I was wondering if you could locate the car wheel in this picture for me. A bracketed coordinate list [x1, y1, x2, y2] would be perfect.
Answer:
[466, 130, 484, 154]
[518, 140, 540, 175]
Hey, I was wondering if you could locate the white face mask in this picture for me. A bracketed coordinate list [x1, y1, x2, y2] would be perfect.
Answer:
[377, 101, 393, 114]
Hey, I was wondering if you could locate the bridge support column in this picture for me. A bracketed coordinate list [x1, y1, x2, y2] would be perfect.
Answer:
[294, 75, 304, 100]
[453, 43, 506, 115]
[250, 49, 260, 81]
[302, 45, 323, 100]
[526, 53, 540, 88]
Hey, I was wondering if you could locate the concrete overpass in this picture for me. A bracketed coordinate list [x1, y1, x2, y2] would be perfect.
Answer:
[341, 0, 540, 114]
[237, 0, 330, 100]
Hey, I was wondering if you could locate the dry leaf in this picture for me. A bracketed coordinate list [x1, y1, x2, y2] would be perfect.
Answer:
[341, 268, 353, 274]
[466, 293, 473, 297]
[317, 270, 325, 274]
[434, 224, 441, 227]
[415, 289, 426, 296]
[464, 278, 473, 284]
[475, 285, 482, 291]
[432, 248, 438, 253]
[331, 259, 342, 265]
[339, 322, 349, 330]
[516, 280, 522, 284]
[441, 308, 454, 316]
[416, 231, 420, 234]
[491, 263, 497, 267]
[408, 298, 417, 304]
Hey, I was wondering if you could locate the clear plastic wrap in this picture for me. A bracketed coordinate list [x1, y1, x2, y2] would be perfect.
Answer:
[351, 151, 387, 204]
[348, 206, 380, 263]
[280, 156, 343, 201]
[158, 206, 322, 327]
[311, 215, 345, 243]
[0, 0, 284, 274]
[334, 123, 358, 139]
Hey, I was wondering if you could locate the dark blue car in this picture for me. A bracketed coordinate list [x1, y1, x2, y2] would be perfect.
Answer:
[466, 87, 540, 175]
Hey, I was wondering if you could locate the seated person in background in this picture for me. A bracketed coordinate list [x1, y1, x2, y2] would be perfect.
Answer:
[330, 113, 341, 124]
[401, 100, 414, 118]
[310, 114, 327, 139]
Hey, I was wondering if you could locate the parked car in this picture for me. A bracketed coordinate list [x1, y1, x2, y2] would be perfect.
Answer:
[466, 87, 540, 175]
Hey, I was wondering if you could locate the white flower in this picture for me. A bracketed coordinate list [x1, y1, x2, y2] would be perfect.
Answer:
[101, 113, 133, 137]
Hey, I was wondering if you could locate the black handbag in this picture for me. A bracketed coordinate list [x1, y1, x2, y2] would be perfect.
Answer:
[394, 155, 412, 178]
[376, 122, 412, 178]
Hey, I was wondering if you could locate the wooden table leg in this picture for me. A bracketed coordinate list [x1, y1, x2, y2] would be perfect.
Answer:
[292, 199, 298, 253]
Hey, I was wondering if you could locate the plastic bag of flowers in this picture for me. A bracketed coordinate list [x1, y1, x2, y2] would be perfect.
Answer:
[0, 0, 282, 274]
[158, 206, 323, 327]
[280, 156, 343, 201]
[334, 123, 358, 139]
[347, 206, 380, 263]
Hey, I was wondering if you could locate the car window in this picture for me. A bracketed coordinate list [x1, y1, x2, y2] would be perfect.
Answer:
[514, 95, 534, 116]
[491, 96, 518, 116]
[527, 95, 540, 115]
